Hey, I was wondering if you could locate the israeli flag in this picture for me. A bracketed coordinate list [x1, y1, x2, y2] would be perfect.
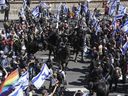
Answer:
[83, 3, 88, 13]
[0, 0, 5, 5]
[108, 0, 120, 5]
[110, 0, 117, 7]
[19, 7, 26, 20]
[32, 6, 40, 17]
[112, 14, 124, 31]
[118, 4, 126, 14]
[15, 71, 29, 90]
[108, 0, 119, 16]
[115, 14, 124, 20]
[109, 6, 116, 16]
[89, 12, 93, 20]
[74, 10, 79, 17]
[57, 3, 62, 13]
[95, 22, 101, 35]
[40, 2, 49, 9]
[92, 15, 98, 27]
[9, 85, 24, 96]
[112, 17, 116, 29]
[32, 64, 51, 89]
[63, 3, 68, 14]
[121, 20, 128, 33]
[77, 5, 81, 14]
[23, 0, 27, 8]
[120, 41, 128, 55]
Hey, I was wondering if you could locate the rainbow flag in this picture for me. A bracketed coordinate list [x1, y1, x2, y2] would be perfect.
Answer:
[0, 69, 19, 93]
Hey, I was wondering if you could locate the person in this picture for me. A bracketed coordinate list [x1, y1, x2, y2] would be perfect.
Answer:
[26, 0, 31, 7]
[74, 90, 84, 96]
[0, 65, 8, 84]
[4, 0, 10, 21]
[42, 83, 59, 96]
[104, 3, 109, 15]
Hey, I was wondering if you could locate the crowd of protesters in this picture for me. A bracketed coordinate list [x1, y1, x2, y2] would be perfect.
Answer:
[0, 0, 128, 96]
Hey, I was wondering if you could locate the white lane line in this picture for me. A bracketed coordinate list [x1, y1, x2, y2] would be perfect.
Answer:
[65, 88, 89, 92]
[36, 56, 54, 60]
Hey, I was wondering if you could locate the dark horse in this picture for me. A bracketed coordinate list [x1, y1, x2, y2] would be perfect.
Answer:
[88, 61, 109, 96]
[24, 33, 39, 54]
[47, 29, 60, 60]
[72, 26, 86, 62]
[55, 42, 70, 70]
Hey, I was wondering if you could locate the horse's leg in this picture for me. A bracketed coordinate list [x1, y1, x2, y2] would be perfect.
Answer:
[64, 61, 68, 71]
[48, 49, 52, 60]
[61, 63, 64, 71]
[74, 49, 78, 62]
[81, 50, 84, 62]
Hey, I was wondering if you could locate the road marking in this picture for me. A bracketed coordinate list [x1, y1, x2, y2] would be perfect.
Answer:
[65, 88, 89, 92]
[36, 56, 54, 60]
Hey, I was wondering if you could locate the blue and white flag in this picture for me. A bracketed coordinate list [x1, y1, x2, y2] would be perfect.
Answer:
[40, 2, 49, 9]
[108, 0, 119, 16]
[57, 3, 62, 13]
[115, 14, 124, 20]
[121, 20, 128, 33]
[14, 71, 29, 90]
[32, 64, 51, 89]
[109, 6, 116, 16]
[0, 0, 5, 5]
[91, 15, 98, 27]
[95, 22, 101, 35]
[23, 0, 27, 8]
[118, 4, 126, 14]
[120, 41, 128, 55]
[108, 0, 120, 4]
[83, 3, 88, 13]
[112, 17, 116, 29]
[77, 5, 81, 13]
[19, 7, 26, 20]
[9, 85, 24, 96]
[112, 14, 124, 31]
[32, 6, 40, 17]
[63, 3, 69, 14]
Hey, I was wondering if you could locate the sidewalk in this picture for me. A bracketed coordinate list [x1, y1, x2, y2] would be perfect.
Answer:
[0, 13, 19, 21]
